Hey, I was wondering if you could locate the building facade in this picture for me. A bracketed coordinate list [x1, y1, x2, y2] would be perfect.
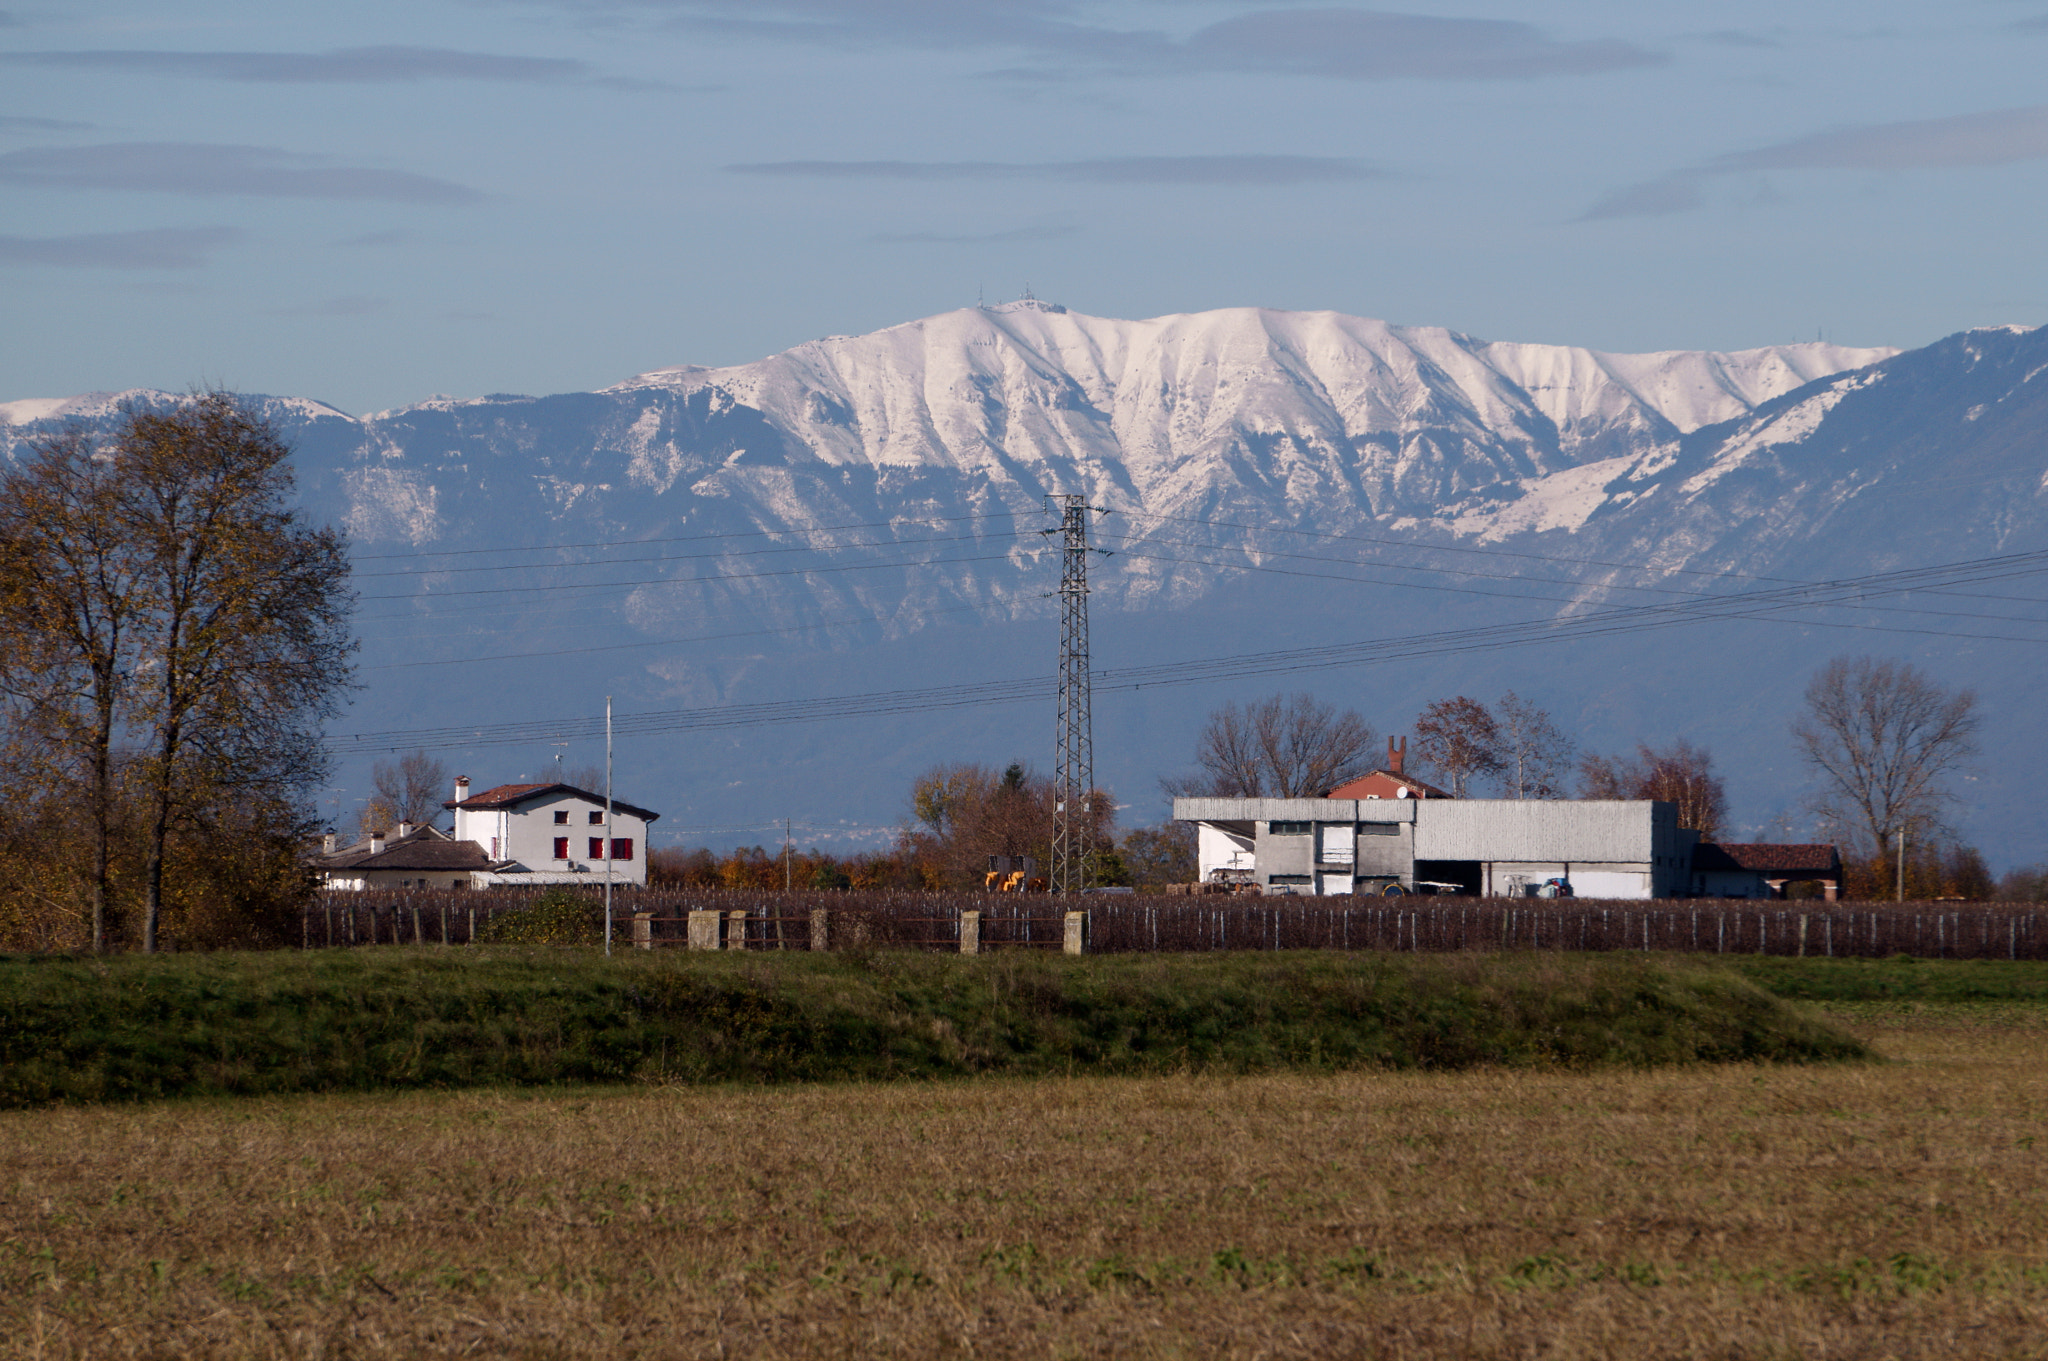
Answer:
[1175, 797, 1700, 898]
[447, 778, 660, 887]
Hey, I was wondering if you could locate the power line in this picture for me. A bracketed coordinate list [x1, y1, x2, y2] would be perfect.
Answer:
[330, 543, 2048, 755]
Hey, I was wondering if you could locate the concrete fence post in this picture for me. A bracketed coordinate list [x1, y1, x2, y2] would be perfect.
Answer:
[960, 910, 981, 955]
[687, 909, 721, 951]
[810, 909, 830, 952]
[1063, 910, 1087, 955]
[632, 911, 652, 951]
[726, 909, 750, 950]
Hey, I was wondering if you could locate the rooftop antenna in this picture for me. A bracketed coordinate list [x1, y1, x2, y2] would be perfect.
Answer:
[978, 283, 985, 308]
[549, 741, 567, 779]
[1022, 281, 1035, 303]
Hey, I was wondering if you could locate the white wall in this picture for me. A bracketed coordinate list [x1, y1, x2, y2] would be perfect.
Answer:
[1196, 824, 1254, 880]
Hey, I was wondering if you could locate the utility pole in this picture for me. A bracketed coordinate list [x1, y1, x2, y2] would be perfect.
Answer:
[785, 816, 793, 892]
[1046, 494, 1109, 893]
[604, 696, 614, 957]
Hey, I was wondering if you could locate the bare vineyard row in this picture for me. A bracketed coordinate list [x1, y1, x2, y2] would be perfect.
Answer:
[306, 888, 2048, 961]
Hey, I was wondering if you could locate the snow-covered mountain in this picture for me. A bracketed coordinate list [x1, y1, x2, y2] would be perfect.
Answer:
[6, 304, 2044, 866]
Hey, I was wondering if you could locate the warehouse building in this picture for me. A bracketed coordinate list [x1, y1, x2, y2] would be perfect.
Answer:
[1173, 796, 1701, 898]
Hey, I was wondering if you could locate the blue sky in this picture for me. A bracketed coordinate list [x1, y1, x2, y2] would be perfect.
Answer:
[4, 0, 2046, 414]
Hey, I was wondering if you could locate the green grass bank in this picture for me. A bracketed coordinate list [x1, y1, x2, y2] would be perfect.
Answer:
[0, 949, 1868, 1108]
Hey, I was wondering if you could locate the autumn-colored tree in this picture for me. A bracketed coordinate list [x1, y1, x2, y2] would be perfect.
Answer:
[0, 391, 354, 951]
[1119, 822, 1197, 888]
[1412, 696, 1504, 798]
[1580, 739, 1727, 839]
[0, 429, 141, 950]
[1840, 836, 1994, 901]
[903, 760, 1114, 889]
[118, 393, 356, 951]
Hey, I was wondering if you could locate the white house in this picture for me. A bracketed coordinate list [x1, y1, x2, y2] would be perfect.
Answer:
[446, 777, 660, 887]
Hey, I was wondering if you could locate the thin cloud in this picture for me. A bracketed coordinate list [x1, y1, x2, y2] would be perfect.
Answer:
[0, 114, 94, 132]
[336, 228, 414, 247]
[872, 224, 1080, 244]
[1682, 29, 1781, 49]
[1579, 177, 1703, 221]
[0, 226, 239, 269]
[0, 143, 484, 203]
[730, 155, 1376, 185]
[269, 294, 388, 317]
[0, 46, 632, 86]
[1709, 104, 2048, 171]
[1583, 104, 2048, 220]
[2009, 15, 2048, 33]
[548, 2, 1663, 82]
[1164, 10, 1664, 81]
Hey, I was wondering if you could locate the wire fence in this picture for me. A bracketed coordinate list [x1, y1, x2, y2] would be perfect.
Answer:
[303, 888, 2048, 960]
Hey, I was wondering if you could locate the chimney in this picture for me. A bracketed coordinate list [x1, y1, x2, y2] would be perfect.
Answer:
[452, 775, 470, 842]
[397, 821, 414, 838]
[1389, 735, 1406, 776]
[454, 775, 470, 802]
[322, 833, 337, 854]
[369, 831, 386, 855]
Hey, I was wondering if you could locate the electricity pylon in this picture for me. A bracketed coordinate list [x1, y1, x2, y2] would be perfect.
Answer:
[1046, 493, 1108, 893]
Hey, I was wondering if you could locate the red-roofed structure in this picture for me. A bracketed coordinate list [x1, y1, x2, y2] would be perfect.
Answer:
[1690, 842, 1842, 899]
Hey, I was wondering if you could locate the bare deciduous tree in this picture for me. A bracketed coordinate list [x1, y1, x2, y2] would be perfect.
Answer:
[1413, 696, 1503, 798]
[1495, 692, 1574, 799]
[1792, 655, 1978, 859]
[360, 749, 451, 833]
[1580, 739, 1727, 839]
[1176, 694, 1379, 798]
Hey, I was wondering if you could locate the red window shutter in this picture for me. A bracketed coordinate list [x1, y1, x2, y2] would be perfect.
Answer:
[589, 837, 604, 860]
[612, 838, 634, 861]
[552, 837, 568, 860]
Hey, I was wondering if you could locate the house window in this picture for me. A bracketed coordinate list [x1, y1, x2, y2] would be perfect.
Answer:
[1267, 821, 1311, 836]
[554, 810, 569, 824]
[1268, 874, 1311, 885]
[553, 837, 569, 860]
[588, 810, 604, 825]
[589, 837, 605, 860]
[611, 838, 634, 861]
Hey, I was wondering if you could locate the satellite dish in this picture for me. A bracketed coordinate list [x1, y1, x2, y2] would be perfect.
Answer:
[1396, 787, 1412, 799]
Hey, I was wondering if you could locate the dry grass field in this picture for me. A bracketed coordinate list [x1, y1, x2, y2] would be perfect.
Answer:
[3, 1002, 2045, 1359]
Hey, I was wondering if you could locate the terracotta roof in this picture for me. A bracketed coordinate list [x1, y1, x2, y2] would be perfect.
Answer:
[445, 781, 660, 823]
[1324, 770, 1453, 800]
[449, 782, 551, 808]
[1714, 843, 1842, 876]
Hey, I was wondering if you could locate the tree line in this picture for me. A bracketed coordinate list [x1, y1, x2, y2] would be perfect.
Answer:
[641, 652, 2030, 900]
[1163, 659, 2010, 897]
[0, 393, 354, 951]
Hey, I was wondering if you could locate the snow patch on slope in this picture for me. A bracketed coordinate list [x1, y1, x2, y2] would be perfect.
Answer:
[1678, 372, 1882, 496]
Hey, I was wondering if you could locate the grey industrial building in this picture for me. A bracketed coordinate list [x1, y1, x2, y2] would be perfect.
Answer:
[1173, 797, 1704, 898]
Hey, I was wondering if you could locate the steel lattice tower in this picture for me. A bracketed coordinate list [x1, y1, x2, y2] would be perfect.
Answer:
[1048, 494, 1095, 893]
